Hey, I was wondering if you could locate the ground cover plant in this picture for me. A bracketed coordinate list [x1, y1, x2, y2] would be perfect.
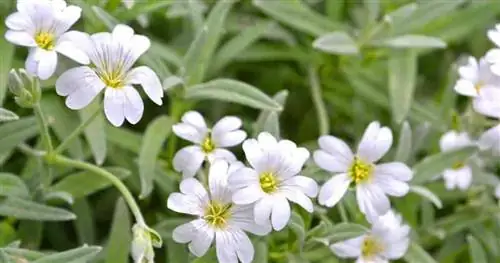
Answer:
[1, 0, 500, 263]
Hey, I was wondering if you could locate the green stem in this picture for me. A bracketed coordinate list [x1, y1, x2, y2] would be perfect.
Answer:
[308, 66, 330, 135]
[166, 98, 184, 161]
[53, 154, 146, 225]
[33, 103, 53, 153]
[337, 201, 348, 222]
[54, 106, 101, 155]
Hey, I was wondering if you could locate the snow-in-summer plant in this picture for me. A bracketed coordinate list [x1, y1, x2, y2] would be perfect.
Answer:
[4, 1, 500, 263]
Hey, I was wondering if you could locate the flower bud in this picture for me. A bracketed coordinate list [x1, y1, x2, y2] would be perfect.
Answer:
[131, 223, 162, 263]
[7, 68, 41, 108]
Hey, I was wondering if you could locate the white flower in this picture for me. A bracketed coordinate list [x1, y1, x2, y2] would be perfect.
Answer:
[495, 184, 500, 199]
[167, 160, 270, 263]
[172, 111, 247, 178]
[439, 131, 475, 190]
[122, 0, 135, 9]
[314, 121, 413, 222]
[5, 0, 88, 80]
[454, 56, 500, 97]
[55, 24, 163, 127]
[472, 87, 500, 155]
[486, 24, 500, 75]
[228, 132, 318, 231]
[331, 210, 410, 263]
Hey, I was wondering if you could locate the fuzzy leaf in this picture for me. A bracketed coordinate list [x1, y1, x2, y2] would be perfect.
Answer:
[0, 197, 75, 221]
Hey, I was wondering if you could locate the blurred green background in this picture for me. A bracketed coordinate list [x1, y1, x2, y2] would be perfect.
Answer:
[1, 0, 500, 262]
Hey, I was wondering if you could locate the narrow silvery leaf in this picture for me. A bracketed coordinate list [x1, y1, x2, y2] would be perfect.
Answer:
[0, 250, 12, 263]
[139, 116, 173, 198]
[73, 199, 95, 245]
[32, 245, 101, 263]
[106, 126, 142, 153]
[0, 117, 38, 156]
[412, 146, 478, 184]
[467, 235, 488, 263]
[384, 3, 417, 24]
[163, 76, 184, 91]
[253, 0, 343, 36]
[0, 197, 76, 221]
[181, 0, 234, 86]
[325, 223, 368, 243]
[254, 90, 288, 137]
[253, 239, 268, 263]
[313, 31, 359, 55]
[410, 185, 443, 209]
[50, 167, 131, 199]
[91, 6, 118, 30]
[0, 108, 18, 122]
[185, 79, 282, 111]
[404, 242, 438, 263]
[289, 212, 306, 250]
[1, 247, 44, 261]
[388, 49, 417, 124]
[43, 191, 74, 205]
[0, 173, 29, 198]
[380, 35, 447, 48]
[105, 198, 131, 263]
[80, 98, 107, 165]
[395, 121, 412, 162]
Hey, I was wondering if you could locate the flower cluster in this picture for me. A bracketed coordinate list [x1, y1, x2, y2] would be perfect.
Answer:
[447, 22, 500, 192]
[168, 112, 412, 262]
[5, 0, 163, 127]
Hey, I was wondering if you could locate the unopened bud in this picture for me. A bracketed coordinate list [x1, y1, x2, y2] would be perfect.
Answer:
[7, 68, 41, 108]
[131, 224, 162, 263]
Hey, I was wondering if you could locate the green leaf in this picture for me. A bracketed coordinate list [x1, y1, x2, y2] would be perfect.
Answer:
[0, 24, 14, 106]
[44, 191, 74, 205]
[253, 0, 344, 36]
[0, 250, 12, 263]
[80, 98, 107, 165]
[289, 211, 306, 249]
[379, 35, 447, 48]
[181, 0, 234, 86]
[0, 173, 29, 198]
[388, 49, 417, 124]
[41, 94, 84, 159]
[0, 108, 19, 122]
[309, 223, 368, 246]
[254, 90, 288, 138]
[149, 39, 183, 68]
[0, 197, 75, 221]
[32, 245, 102, 263]
[105, 198, 131, 263]
[394, 121, 412, 162]
[185, 79, 282, 111]
[154, 218, 191, 240]
[1, 247, 44, 261]
[118, 1, 175, 21]
[253, 239, 268, 263]
[72, 199, 95, 245]
[313, 31, 359, 55]
[0, 117, 38, 156]
[91, 6, 119, 30]
[50, 167, 131, 199]
[106, 126, 142, 153]
[404, 242, 438, 263]
[211, 20, 273, 74]
[139, 115, 173, 198]
[412, 146, 478, 184]
[467, 235, 488, 263]
[410, 185, 443, 209]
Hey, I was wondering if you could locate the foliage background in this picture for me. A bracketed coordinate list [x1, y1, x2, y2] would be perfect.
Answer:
[1, 0, 500, 262]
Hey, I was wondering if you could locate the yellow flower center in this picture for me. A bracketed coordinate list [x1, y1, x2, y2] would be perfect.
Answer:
[475, 81, 484, 93]
[259, 172, 278, 194]
[361, 236, 384, 259]
[203, 201, 232, 228]
[35, 32, 55, 50]
[201, 136, 215, 153]
[349, 157, 374, 184]
[452, 161, 465, 170]
[100, 70, 124, 89]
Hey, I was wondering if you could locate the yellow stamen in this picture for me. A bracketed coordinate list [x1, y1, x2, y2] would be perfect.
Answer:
[349, 157, 374, 184]
[100, 70, 124, 89]
[35, 32, 55, 50]
[361, 236, 384, 259]
[259, 172, 278, 193]
[201, 136, 215, 153]
[203, 201, 232, 228]
[452, 161, 465, 170]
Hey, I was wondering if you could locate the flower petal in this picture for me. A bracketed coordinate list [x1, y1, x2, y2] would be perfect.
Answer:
[444, 167, 472, 190]
[228, 167, 259, 190]
[208, 159, 231, 202]
[234, 230, 254, 263]
[167, 193, 205, 216]
[257, 132, 278, 150]
[271, 196, 291, 231]
[453, 79, 477, 97]
[231, 205, 271, 236]
[181, 111, 207, 130]
[55, 40, 90, 64]
[473, 87, 500, 119]
[5, 12, 31, 31]
[356, 184, 390, 223]
[488, 27, 500, 47]
[330, 235, 364, 258]
[215, 231, 238, 263]
[56, 66, 104, 109]
[479, 125, 500, 154]
[318, 173, 350, 207]
[316, 135, 354, 172]
[212, 116, 242, 135]
[232, 185, 263, 205]
[172, 123, 207, 144]
[54, 5, 82, 35]
[357, 121, 393, 163]
[180, 177, 208, 197]
[253, 196, 273, 226]
[439, 131, 473, 152]
[242, 138, 265, 171]
[104, 88, 126, 127]
[122, 85, 144, 124]
[212, 130, 247, 148]
[208, 149, 237, 163]
[5, 30, 36, 47]
[282, 175, 318, 197]
[374, 162, 413, 182]
[373, 173, 410, 197]
[25, 48, 38, 76]
[281, 188, 314, 212]
[126, 66, 163, 105]
[173, 146, 205, 178]
[172, 219, 205, 243]
[36, 49, 58, 80]
[189, 225, 214, 257]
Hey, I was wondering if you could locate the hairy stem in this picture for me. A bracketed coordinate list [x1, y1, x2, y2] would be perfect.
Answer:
[33, 103, 53, 153]
[308, 66, 330, 135]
